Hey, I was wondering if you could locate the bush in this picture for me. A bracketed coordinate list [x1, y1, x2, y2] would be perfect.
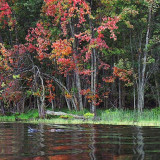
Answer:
[84, 112, 94, 119]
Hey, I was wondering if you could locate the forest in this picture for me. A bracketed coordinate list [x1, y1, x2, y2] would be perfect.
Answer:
[0, 0, 159, 119]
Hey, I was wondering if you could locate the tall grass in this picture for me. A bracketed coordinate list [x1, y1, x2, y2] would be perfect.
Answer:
[100, 108, 160, 126]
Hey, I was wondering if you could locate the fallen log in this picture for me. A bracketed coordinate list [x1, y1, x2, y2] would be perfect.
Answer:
[46, 110, 85, 119]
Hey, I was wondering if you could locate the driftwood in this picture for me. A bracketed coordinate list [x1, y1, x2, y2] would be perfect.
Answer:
[46, 110, 84, 119]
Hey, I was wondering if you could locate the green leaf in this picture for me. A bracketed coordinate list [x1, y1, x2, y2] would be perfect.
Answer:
[13, 74, 20, 79]
[1, 82, 6, 87]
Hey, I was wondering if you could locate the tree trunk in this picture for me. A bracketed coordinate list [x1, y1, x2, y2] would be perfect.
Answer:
[89, 9, 97, 117]
[154, 72, 160, 107]
[51, 100, 54, 110]
[70, 21, 83, 110]
[43, 73, 77, 111]
[118, 79, 122, 108]
[39, 73, 45, 118]
[130, 30, 136, 110]
[137, 5, 152, 112]
[91, 48, 97, 116]
[0, 34, 3, 43]
[33, 66, 46, 118]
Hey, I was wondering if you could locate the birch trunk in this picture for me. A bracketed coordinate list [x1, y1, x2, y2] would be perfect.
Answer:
[91, 48, 97, 116]
[137, 5, 152, 112]
[89, 2, 97, 117]
[36, 66, 45, 118]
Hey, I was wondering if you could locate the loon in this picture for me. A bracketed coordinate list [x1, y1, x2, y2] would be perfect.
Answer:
[28, 127, 66, 133]
[28, 126, 39, 133]
[50, 129, 65, 132]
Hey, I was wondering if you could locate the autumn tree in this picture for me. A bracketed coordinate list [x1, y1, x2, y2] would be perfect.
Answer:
[39, 0, 120, 116]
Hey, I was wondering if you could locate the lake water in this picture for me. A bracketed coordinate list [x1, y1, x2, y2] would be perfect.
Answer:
[0, 123, 160, 160]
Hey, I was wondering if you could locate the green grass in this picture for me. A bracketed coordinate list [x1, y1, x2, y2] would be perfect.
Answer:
[0, 115, 15, 121]
[0, 109, 39, 122]
[17, 109, 39, 120]
[1, 108, 160, 126]
[100, 108, 160, 126]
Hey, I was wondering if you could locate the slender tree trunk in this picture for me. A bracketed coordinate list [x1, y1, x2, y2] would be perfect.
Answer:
[33, 66, 45, 118]
[51, 100, 54, 110]
[0, 101, 5, 115]
[70, 21, 83, 110]
[89, 5, 97, 117]
[43, 73, 77, 111]
[133, 86, 136, 110]
[66, 75, 71, 110]
[154, 72, 160, 107]
[130, 30, 136, 110]
[75, 70, 83, 110]
[91, 48, 97, 116]
[39, 72, 45, 118]
[0, 34, 3, 43]
[137, 6, 152, 112]
[65, 98, 71, 110]
[36, 67, 45, 118]
[118, 80, 122, 108]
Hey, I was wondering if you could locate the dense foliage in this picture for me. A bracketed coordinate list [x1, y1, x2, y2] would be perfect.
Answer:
[0, 0, 159, 118]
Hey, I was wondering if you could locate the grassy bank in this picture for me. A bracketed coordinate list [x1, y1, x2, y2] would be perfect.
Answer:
[1, 108, 160, 126]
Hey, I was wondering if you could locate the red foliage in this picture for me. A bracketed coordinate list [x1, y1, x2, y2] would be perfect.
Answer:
[51, 39, 72, 58]
[79, 69, 92, 75]
[45, 80, 55, 102]
[96, 16, 119, 40]
[113, 66, 132, 84]
[0, 0, 16, 28]
[43, 0, 91, 36]
[102, 76, 115, 83]
[26, 22, 51, 61]
[98, 60, 110, 70]
[80, 88, 91, 95]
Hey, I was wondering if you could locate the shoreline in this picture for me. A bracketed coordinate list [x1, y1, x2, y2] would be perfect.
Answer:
[1, 108, 160, 127]
[1, 118, 160, 127]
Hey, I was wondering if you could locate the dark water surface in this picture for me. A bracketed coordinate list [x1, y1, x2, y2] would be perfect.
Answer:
[0, 123, 160, 160]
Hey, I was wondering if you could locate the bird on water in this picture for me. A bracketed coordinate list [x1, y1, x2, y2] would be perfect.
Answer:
[28, 126, 39, 133]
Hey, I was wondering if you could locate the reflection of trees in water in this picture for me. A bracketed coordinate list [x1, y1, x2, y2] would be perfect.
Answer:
[2, 124, 157, 160]
[87, 125, 144, 160]
[133, 126, 145, 160]
[39, 124, 45, 156]
[45, 124, 92, 159]
[15, 123, 46, 157]
[89, 124, 96, 160]
[90, 125, 123, 159]
[0, 123, 25, 156]
[87, 125, 125, 160]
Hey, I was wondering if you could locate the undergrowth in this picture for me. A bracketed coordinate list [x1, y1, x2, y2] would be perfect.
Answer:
[1, 107, 160, 126]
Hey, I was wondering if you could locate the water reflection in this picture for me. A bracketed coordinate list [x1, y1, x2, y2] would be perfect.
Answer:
[0, 123, 160, 159]
[133, 126, 145, 160]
